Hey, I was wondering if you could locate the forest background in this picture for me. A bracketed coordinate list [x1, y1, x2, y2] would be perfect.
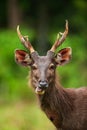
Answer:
[0, 0, 87, 130]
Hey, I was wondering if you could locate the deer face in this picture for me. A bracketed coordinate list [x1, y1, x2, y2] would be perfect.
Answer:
[15, 48, 71, 95]
[15, 21, 72, 95]
[29, 52, 56, 94]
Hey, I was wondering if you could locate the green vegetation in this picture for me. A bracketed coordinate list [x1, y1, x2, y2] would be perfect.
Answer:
[0, 0, 87, 129]
[0, 101, 55, 130]
[0, 28, 87, 129]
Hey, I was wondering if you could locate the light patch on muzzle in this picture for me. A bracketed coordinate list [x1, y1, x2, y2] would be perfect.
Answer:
[35, 87, 45, 95]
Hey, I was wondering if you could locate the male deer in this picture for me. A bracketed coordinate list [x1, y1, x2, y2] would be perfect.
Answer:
[15, 21, 87, 130]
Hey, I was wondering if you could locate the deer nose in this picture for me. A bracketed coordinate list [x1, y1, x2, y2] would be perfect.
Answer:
[39, 80, 48, 88]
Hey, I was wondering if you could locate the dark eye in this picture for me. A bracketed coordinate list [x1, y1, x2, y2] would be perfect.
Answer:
[49, 64, 55, 70]
[32, 64, 37, 70]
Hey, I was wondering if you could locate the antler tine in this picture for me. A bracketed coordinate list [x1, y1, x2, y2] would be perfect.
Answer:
[17, 25, 35, 53]
[50, 20, 68, 52]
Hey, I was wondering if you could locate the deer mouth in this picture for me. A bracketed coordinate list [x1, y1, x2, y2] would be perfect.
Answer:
[35, 87, 45, 95]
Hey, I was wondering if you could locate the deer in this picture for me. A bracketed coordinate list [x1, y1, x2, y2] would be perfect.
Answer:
[15, 21, 87, 130]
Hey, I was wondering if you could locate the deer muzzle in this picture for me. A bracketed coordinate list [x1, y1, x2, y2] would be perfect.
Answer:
[35, 81, 48, 95]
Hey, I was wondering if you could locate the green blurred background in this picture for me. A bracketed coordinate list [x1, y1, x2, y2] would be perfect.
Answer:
[0, 0, 87, 129]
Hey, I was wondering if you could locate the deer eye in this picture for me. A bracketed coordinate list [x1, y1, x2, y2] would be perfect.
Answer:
[32, 64, 37, 70]
[49, 64, 55, 70]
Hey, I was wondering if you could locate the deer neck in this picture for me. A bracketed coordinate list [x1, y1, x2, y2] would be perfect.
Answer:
[38, 73, 74, 118]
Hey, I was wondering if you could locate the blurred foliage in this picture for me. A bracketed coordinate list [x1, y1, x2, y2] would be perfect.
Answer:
[0, 28, 87, 130]
[0, 101, 55, 130]
[0, 0, 87, 129]
[0, 28, 35, 102]
[0, 28, 87, 102]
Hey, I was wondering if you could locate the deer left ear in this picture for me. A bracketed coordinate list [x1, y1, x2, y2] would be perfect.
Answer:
[15, 50, 33, 66]
[55, 47, 72, 66]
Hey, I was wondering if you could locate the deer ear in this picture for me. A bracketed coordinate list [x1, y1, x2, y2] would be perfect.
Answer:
[55, 47, 72, 66]
[15, 50, 32, 66]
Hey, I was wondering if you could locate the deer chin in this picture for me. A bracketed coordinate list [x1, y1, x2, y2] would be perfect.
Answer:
[35, 87, 45, 95]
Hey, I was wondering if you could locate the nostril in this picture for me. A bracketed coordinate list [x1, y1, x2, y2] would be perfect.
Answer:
[39, 81, 48, 88]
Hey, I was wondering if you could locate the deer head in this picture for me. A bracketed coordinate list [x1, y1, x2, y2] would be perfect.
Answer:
[15, 20, 72, 95]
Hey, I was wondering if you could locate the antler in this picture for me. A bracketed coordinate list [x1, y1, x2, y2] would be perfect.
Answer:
[50, 20, 68, 52]
[17, 25, 35, 53]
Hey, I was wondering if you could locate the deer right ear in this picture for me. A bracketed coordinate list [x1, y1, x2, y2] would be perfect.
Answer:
[15, 50, 32, 66]
[55, 47, 72, 66]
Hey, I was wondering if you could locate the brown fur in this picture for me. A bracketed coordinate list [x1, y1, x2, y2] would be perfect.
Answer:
[31, 72, 87, 130]
[15, 49, 87, 130]
[15, 23, 87, 130]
